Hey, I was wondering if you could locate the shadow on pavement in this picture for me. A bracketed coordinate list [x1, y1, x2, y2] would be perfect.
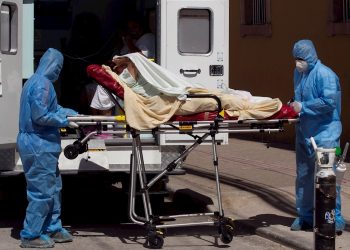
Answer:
[1, 173, 222, 243]
[235, 214, 294, 232]
[183, 167, 297, 215]
[230, 134, 295, 151]
[182, 167, 349, 233]
[233, 214, 295, 236]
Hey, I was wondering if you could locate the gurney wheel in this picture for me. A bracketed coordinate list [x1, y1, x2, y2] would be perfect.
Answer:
[64, 144, 79, 159]
[219, 224, 234, 244]
[147, 232, 164, 249]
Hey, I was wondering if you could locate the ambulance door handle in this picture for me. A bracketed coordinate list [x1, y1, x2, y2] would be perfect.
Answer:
[180, 68, 201, 76]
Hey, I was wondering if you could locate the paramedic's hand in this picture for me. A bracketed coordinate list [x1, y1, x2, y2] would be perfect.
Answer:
[290, 101, 302, 114]
[68, 121, 79, 129]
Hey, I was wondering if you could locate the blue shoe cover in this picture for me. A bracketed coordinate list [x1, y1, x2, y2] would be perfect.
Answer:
[336, 220, 345, 233]
[20, 234, 54, 248]
[291, 217, 303, 231]
[290, 217, 312, 231]
[49, 228, 73, 243]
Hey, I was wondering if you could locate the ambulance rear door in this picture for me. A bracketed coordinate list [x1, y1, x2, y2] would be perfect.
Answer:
[0, 0, 22, 171]
[158, 0, 229, 145]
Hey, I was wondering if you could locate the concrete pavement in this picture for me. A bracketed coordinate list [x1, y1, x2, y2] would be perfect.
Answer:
[168, 137, 350, 249]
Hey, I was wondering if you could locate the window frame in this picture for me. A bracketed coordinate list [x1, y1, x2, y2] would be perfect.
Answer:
[177, 7, 213, 56]
[0, 3, 18, 54]
[328, 0, 350, 35]
[240, 0, 272, 37]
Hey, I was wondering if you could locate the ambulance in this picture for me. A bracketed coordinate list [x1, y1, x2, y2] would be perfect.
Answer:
[0, 0, 229, 176]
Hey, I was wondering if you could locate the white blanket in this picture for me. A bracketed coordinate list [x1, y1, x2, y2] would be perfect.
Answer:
[113, 53, 205, 100]
[115, 53, 273, 104]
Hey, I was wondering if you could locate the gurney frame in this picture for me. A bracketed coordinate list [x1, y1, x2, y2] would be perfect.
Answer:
[65, 110, 296, 248]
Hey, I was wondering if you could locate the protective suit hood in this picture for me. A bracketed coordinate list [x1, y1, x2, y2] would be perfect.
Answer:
[35, 48, 63, 82]
[292, 40, 318, 70]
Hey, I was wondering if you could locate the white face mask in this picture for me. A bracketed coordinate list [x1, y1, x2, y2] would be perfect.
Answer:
[295, 60, 308, 73]
[119, 68, 137, 87]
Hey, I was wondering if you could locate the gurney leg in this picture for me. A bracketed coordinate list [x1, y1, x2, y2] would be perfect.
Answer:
[128, 134, 152, 224]
[135, 135, 153, 219]
[211, 134, 223, 217]
[211, 134, 234, 244]
[128, 137, 145, 224]
[128, 133, 164, 248]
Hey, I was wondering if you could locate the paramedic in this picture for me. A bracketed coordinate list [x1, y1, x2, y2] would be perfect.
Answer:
[17, 48, 78, 248]
[289, 39, 345, 232]
[118, 15, 155, 59]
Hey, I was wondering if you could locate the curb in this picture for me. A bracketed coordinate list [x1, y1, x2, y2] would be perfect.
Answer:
[236, 220, 313, 250]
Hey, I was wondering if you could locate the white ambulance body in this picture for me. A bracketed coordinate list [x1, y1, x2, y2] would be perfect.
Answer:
[0, 0, 229, 173]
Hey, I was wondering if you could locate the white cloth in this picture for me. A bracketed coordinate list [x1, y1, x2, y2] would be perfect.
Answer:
[118, 68, 161, 97]
[90, 85, 115, 110]
[120, 33, 156, 59]
[91, 53, 273, 110]
[221, 85, 272, 103]
[114, 53, 205, 100]
[90, 66, 161, 110]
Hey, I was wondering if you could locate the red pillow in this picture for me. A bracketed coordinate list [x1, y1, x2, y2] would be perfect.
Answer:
[86, 64, 124, 100]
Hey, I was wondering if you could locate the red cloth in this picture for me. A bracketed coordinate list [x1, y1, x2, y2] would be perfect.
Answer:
[86, 64, 124, 100]
[170, 104, 298, 121]
[267, 104, 298, 119]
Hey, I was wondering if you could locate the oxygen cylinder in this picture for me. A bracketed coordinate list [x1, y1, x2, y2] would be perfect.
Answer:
[311, 138, 336, 250]
[314, 166, 336, 250]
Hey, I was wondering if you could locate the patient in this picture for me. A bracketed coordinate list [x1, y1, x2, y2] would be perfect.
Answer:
[88, 53, 292, 130]
[90, 55, 273, 113]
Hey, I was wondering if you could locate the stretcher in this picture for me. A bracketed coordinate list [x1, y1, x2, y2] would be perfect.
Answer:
[64, 65, 298, 248]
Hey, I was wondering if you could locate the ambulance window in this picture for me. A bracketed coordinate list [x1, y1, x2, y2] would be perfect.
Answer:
[1, 4, 18, 54]
[178, 9, 211, 54]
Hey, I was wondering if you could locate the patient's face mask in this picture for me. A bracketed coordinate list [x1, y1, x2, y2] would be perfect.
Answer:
[119, 68, 137, 87]
[295, 59, 308, 73]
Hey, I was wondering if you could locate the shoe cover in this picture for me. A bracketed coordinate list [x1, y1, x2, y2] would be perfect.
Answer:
[290, 217, 312, 231]
[20, 234, 55, 248]
[336, 219, 345, 233]
[50, 228, 73, 243]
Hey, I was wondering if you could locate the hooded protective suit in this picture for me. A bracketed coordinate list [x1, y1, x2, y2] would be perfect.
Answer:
[17, 48, 77, 239]
[292, 40, 344, 230]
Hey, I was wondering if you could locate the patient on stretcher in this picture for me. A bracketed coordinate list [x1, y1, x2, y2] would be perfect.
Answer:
[88, 53, 297, 130]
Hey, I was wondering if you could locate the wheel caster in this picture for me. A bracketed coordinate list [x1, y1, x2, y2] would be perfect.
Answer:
[64, 140, 87, 159]
[64, 144, 79, 159]
[336, 230, 343, 236]
[219, 224, 234, 244]
[147, 231, 164, 249]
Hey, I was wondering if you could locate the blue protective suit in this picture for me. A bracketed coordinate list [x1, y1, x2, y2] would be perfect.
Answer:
[292, 40, 345, 229]
[17, 48, 77, 239]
